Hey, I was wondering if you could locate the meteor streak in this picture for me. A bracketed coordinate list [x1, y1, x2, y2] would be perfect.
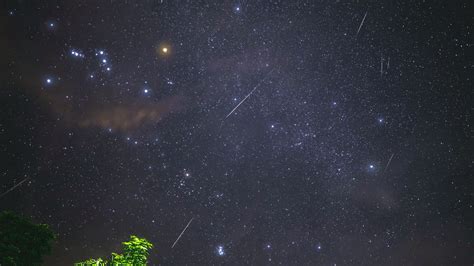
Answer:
[224, 69, 274, 119]
[0, 177, 30, 199]
[356, 11, 368, 37]
[171, 217, 194, 249]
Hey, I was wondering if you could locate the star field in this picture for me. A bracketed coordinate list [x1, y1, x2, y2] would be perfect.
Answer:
[0, 1, 472, 265]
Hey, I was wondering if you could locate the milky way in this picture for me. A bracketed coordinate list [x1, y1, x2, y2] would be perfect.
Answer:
[1, 1, 472, 265]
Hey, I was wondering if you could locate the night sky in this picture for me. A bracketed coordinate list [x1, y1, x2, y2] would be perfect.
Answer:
[1, 1, 472, 265]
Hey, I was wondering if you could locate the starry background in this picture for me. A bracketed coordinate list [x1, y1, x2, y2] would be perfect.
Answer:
[0, 0, 472, 265]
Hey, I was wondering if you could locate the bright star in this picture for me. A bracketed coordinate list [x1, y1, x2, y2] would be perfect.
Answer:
[144, 89, 149, 94]
[369, 164, 375, 169]
[162, 47, 168, 53]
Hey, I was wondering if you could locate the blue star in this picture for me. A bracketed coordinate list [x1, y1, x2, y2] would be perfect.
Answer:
[47, 21, 56, 29]
[233, 5, 242, 13]
[44, 76, 55, 86]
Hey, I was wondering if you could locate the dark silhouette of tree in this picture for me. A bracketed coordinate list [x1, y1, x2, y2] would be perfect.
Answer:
[0, 211, 56, 265]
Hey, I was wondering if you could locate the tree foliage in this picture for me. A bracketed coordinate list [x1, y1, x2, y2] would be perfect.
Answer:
[75, 258, 107, 266]
[76, 235, 153, 266]
[0, 211, 56, 266]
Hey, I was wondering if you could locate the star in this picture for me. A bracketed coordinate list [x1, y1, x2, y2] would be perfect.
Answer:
[44, 76, 56, 86]
[162, 47, 168, 53]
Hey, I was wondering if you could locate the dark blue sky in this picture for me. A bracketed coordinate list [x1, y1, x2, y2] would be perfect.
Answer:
[1, 1, 472, 265]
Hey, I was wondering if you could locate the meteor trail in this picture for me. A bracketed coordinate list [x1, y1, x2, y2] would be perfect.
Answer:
[171, 217, 194, 249]
[356, 11, 368, 37]
[380, 55, 384, 77]
[384, 153, 395, 173]
[224, 69, 274, 119]
[0, 177, 30, 198]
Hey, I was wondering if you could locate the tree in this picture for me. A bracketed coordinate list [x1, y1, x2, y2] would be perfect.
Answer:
[0, 211, 56, 266]
[75, 258, 107, 266]
[76, 235, 153, 266]
[116, 235, 153, 265]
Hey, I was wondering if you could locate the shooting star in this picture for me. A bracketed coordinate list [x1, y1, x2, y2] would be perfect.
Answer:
[171, 217, 194, 249]
[0, 177, 30, 198]
[356, 10, 368, 37]
[224, 69, 274, 119]
[384, 153, 395, 173]
[380, 55, 384, 77]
